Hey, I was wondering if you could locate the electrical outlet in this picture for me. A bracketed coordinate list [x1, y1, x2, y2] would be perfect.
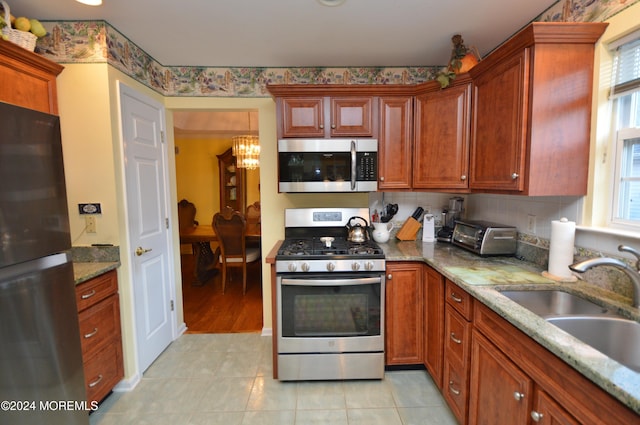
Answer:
[85, 216, 97, 233]
[527, 214, 537, 234]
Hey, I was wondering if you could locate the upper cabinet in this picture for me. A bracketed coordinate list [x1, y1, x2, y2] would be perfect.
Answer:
[414, 76, 471, 192]
[468, 22, 608, 195]
[0, 40, 64, 114]
[278, 95, 374, 138]
[378, 95, 413, 190]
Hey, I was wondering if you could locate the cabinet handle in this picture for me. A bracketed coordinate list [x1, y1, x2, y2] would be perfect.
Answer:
[81, 289, 96, 300]
[319, 124, 324, 129]
[84, 328, 99, 339]
[511, 172, 519, 180]
[88, 374, 103, 388]
[513, 391, 525, 401]
[450, 292, 463, 303]
[331, 124, 336, 129]
[380, 176, 385, 182]
[460, 175, 467, 181]
[450, 332, 462, 344]
[387, 274, 392, 280]
[448, 381, 460, 396]
[531, 411, 544, 422]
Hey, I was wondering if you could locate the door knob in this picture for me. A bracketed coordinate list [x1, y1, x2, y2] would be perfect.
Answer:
[135, 246, 152, 256]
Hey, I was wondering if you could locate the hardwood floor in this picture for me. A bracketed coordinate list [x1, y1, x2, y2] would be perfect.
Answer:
[180, 253, 263, 334]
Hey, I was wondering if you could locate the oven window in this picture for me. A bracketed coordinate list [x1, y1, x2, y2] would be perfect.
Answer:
[280, 281, 381, 338]
[278, 152, 351, 182]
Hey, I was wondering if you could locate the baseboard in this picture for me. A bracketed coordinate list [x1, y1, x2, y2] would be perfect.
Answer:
[261, 327, 272, 337]
[112, 372, 141, 393]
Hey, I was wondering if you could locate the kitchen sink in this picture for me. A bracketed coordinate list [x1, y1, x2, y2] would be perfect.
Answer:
[499, 289, 617, 317]
[546, 316, 640, 372]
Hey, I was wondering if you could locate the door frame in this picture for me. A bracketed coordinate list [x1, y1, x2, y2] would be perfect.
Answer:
[117, 81, 179, 377]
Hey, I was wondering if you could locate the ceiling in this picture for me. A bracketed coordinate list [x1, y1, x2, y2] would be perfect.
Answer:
[14, 0, 557, 68]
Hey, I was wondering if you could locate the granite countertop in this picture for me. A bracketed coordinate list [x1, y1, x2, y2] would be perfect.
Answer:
[381, 239, 640, 415]
[72, 262, 119, 285]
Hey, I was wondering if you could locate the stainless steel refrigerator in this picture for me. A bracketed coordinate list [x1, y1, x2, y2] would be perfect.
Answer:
[0, 102, 88, 424]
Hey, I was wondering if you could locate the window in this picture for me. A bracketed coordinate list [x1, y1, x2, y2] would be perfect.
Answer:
[611, 35, 640, 227]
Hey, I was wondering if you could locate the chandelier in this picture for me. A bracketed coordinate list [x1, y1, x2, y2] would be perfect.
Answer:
[232, 112, 260, 170]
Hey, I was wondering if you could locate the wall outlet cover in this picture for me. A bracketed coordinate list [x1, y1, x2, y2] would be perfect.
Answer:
[78, 203, 102, 215]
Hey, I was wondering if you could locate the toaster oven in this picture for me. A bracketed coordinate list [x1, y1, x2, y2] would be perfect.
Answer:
[452, 220, 517, 256]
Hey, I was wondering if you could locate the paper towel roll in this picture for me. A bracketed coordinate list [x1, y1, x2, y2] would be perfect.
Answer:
[547, 217, 576, 279]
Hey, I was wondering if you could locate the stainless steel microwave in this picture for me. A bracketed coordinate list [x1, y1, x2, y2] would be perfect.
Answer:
[278, 138, 378, 193]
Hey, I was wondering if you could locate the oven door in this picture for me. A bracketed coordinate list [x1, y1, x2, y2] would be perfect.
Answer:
[277, 273, 384, 354]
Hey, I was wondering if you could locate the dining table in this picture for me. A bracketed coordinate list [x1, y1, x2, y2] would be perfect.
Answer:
[179, 223, 261, 285]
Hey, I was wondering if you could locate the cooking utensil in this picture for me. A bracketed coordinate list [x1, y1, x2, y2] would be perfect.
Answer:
[380, 203, 398, 223]
[346, 216, 370, 243]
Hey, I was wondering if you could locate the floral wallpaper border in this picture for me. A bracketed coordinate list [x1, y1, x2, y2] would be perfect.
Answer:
[32, 0, 639, 98]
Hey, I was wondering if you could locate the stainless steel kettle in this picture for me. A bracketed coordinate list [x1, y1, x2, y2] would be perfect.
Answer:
[346, 216, 370, 243]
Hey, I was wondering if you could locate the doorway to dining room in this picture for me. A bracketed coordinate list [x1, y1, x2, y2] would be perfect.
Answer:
[173, 109, 262, 334]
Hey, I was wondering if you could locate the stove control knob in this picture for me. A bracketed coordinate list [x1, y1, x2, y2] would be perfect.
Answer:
[364, 261, 374, 271]
[301, 262, 310, 272]
[351, 262, 361, 271]
[287, 263, 297, 272]
[326, 262, 336, 272]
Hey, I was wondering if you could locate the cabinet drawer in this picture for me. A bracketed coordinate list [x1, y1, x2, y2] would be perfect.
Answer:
[444, 305, 471, 366]
[84, 343, 124, 405]
[443, 359, 468, 424]
[76, 270, 117, 311]
[445, 279, 473, 319]
[78, 294, 120, 358]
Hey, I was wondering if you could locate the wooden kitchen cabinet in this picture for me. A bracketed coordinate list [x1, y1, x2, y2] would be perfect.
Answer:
[217, 147, 246, 213]
[423, 266, 445, 389]
[414, 76, 471, 192]
[442, 280, 473, 424]
[75, 269, 123, 405]
[378, 95, 413, 190]
[385, 262, 423, 365]
[472, 301, 639, 425]
[468, 22, 607, 195]
[0, 39, 63, 114]
[468, 330, 534, 425]
[279, 95, 373, 138]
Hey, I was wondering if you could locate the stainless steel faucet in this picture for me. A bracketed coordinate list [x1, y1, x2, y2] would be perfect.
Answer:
[569, 245, 640, 308]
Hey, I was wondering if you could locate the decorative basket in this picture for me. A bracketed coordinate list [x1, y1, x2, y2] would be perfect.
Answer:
[1, 1, 37, 51]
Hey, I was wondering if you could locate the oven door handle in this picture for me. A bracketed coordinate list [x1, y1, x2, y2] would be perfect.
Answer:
[350, 140, 357, 191]
[281, 277, 381, 287]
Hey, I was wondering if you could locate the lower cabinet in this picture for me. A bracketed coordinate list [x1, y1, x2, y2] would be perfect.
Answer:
[423, 266, 445, 389]
[75, 270, 124, 405]
[385, 262, 423, 365]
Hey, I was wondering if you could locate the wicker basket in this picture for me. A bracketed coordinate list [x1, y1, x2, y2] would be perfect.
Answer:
[1, 1, 37, 51]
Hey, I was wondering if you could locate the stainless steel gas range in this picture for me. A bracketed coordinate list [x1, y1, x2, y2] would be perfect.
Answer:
[275, 208, 385, 381]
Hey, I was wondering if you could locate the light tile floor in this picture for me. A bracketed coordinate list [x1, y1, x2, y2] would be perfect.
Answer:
[89, 333, 458, 425]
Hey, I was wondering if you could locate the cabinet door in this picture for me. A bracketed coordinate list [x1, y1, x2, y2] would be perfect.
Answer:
[378, 96, 413, 190]
[330, 97, 373, 137]
[385, 262, 423, 365]
[531, 389, 580, 425]
[424, 266, 445, 389]
[414, 80, 471, 190]
[469, 330, 534, 425]
[281, 97, 325, 137]
[470, 50, 529, 191]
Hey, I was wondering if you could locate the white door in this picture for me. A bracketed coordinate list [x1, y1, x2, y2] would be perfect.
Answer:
[119, 82, 174, 373]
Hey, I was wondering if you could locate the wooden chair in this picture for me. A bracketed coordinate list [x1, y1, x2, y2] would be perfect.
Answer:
[245, 201, 261, 251]
[212, 206, 260, 294]
[178, 199, 217, 285]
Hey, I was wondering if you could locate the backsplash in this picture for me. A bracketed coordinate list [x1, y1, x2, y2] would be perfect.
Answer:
[70, 245, 120, 263]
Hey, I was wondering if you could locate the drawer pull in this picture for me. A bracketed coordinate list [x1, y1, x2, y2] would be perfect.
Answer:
[81, 289, 96, 300]
[448, 381, 460, 396]
[84, 328, 99, 339]
[513, 391, 525, 401]
[88, 374, 103, 388]
[531, 411, 544, 422]
[450, 293, 463, 303]
[450, 332, 462, 344]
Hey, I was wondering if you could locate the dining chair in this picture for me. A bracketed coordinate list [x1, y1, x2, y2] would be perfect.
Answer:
[177, 199, 198, 255]
[212, 206, 260, 294]
[245, 201, 261, 251]
[178, 199, 217, 285]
